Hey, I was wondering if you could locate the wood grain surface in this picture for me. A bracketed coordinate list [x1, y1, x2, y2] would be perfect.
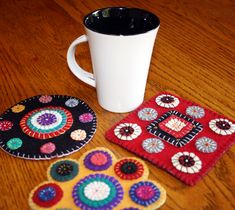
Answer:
[0, 0, 234, 209]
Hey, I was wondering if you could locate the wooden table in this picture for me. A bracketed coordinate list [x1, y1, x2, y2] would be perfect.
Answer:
[0, 0, 234, 209]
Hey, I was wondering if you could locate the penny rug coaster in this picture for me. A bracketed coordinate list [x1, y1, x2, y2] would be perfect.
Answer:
[0, 95, 96, 160]
[105, 92, 235, 185]
[28, 147, 166, 210]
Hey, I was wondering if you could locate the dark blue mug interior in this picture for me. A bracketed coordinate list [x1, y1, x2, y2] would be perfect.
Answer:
[84, 7, 160, 35]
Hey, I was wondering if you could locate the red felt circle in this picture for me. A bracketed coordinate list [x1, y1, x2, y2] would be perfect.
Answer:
[32, 183, 63, 207]
[114, 159, 144, 180]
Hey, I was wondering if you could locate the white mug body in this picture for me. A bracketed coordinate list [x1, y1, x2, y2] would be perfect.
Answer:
[67, 7, 160, 113]
[85, 27, 159, 112]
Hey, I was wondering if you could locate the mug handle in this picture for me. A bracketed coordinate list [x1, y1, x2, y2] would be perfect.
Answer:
[67, 35, 96, 87]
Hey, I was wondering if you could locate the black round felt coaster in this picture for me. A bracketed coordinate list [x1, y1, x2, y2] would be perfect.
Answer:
[0, 95, 97, 160]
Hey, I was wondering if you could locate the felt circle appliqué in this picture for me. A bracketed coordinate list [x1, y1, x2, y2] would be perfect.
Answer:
[49, 159, 79, 182]
[29, 147, 167, 209]
[72, 174, 124, 209]
[84, 150, 112, 171]
[0, 95, 97, 160]
[171, 152, 202, 174]
[129, 181, 161, 207]
[30, 182, 63, 208]
[114, 159, 144, 180]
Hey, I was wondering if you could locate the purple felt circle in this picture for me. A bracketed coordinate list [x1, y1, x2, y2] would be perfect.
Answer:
[84, 150, 112, 171]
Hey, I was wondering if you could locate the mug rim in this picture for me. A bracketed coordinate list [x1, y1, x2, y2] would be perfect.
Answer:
[83, 7, 160, 36]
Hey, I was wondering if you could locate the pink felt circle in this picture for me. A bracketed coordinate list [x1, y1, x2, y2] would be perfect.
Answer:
[40, 142, 56, 154]
[90, 152, 108, 166]
[135, 185, 155, 200]
[79, 113, 93, 123]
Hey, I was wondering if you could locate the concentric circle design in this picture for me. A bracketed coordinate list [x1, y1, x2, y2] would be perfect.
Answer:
[31, 183, 63, 208]
[49, 159, 79, 182]
[20, 106, 73, 139]
[129, 181, 160, 206]
[155, 94, 179, 108]
[72, 174, 124, 209]
[84, 150, 112, 171]
[114, 123, 142, 140]
[114, 159, 144, 180]
[0, 95, 97, 160]
[209, 118, 235, 135]
[171, 152, 202, 173]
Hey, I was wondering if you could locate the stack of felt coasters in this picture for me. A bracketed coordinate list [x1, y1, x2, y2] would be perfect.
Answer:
[106, 92, 235, 185]
[0, 95, 96, 160]
[28, 147, 166, 209]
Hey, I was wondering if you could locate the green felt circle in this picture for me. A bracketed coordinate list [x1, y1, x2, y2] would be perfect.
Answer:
[6, 138, 23, 150]
[50, 160, 79, 182]
[77, 177, 117, 208]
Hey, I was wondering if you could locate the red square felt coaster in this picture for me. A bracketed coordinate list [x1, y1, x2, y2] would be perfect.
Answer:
[105, 92, 235, 185]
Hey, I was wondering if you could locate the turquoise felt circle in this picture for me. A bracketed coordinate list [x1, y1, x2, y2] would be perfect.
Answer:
[50, 160, 79, 182]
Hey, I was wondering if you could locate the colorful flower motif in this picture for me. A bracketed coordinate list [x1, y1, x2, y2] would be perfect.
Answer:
[84, 150, 112, 171]
[129, 181, 160, 207]
[195, 137, 217, 153]
[6, 138, 23, 150]
[171, 152, 202, 174]
[65, 98, 79, 107]
[209, 118, 235, 135]
[186, 106, 205, 119]
[114, 159, 144, 180]
[0, 120, 13, 131]
[20, 106, 73, 139]
[40, 142, 56, 154]
[79, 113, 94, 123]
[39, 95, 53, 103]
[49, 160, 79, 182]
[70, 129, 87, 141]
[142, 138, 164, 153]
[155, 94, 179, 108]
[11, 104, 25, 113]
[32, 183, 63, 208]
[72, 174, 124, 209]
[147, 110, 203, 147]
[138, 108, 158, 121]
[114, 123, 142, 140]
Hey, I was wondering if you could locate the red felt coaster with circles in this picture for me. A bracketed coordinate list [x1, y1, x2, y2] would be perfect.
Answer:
[105, 92, 235, 185]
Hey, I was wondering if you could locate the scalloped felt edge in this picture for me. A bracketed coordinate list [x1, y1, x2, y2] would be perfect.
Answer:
[29, 147, 167, 210]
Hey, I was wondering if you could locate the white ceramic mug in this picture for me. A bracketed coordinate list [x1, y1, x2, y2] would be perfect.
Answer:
[67, 7, 160, 113]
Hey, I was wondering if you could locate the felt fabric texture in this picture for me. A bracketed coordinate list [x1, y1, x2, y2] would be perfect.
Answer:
[28, 147, 166, 210]
[105, 92, 235, 185]
[0, 95, 96, 160]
